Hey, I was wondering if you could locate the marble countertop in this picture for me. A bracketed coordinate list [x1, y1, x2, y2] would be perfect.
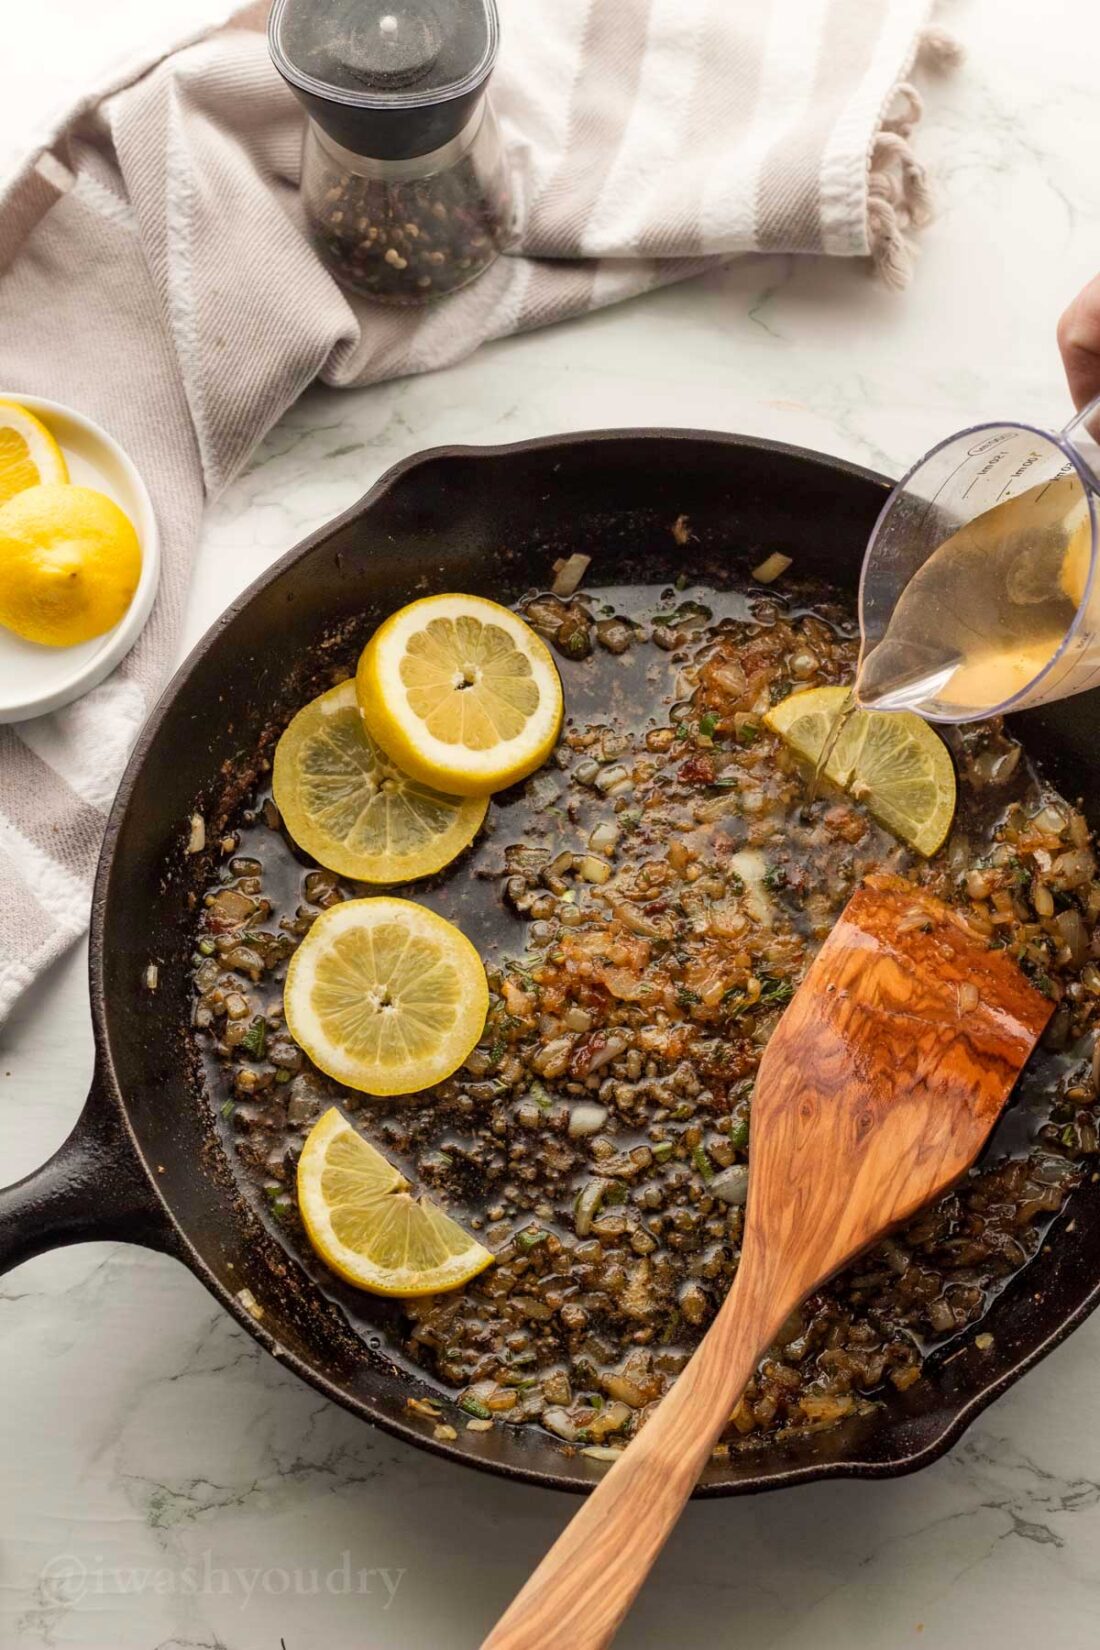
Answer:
[5, 1, 1100, 1646]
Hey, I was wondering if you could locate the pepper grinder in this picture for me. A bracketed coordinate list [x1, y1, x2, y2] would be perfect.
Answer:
[269, 0, 512, 304]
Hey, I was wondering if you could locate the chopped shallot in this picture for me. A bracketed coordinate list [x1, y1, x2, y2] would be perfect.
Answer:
[551, 554, 591, 597]
[751, 552, 792, 584]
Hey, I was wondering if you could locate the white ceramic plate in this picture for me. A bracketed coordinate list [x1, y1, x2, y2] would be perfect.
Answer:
[0, 394, 160, 724]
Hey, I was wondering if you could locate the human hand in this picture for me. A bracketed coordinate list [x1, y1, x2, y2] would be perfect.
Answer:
[1058, 274, 1100, 412]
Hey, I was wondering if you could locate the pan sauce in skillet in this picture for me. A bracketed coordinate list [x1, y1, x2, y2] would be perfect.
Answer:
[189, 572, 1100, 1456]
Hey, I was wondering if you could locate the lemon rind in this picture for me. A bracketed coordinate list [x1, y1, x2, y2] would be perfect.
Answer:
[0, 400, 68, 502]
[283, 896, 489, 1097]
[357, 594, 563, 797]
[765, 685, 956, 859]
[273, 680, 488, 882]
[297, 1108, 492, 1297]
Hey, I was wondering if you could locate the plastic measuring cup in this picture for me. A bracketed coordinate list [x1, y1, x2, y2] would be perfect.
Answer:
[856, 395, 1100, 722]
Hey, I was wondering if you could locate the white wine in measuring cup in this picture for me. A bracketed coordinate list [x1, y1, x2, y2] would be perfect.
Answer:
[856, 410, 1100, 724]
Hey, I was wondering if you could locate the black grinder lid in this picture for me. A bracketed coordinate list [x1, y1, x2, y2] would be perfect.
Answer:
[269, 0, 499, 160]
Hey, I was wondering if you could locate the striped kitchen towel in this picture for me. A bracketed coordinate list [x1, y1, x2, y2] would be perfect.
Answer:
[0, 0, 957, 1021]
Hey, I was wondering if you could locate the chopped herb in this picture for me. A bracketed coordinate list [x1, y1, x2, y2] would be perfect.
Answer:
[737, 721, 760, 745]
[529, 1080, 553, 1111]
[560, 629, 591, 660]
[240, 1016, 267, 1059]
[275, 1067, 293, 1084]
[459, 1395, 492, 1420]
[1062, 1124, 1077, 1150]
[652, 600, 711, 626]
[198, 937, 216, 956]
[1019, 956, 1057, 998]
[676, 986, 702, 1009]
[652, 1141, 674, 1162]
[729, 1118, 750, 1149]
[692, 1143, 713, 1182]
[763, 864, 788, 893]
[721, 976, 792, 1019]
[604, 1182, 628, 1206]
[220, 1099, 236, 1121]
[517, 1227, 547, 1251]
[758, 976, 795, 1009]
[698, 711, 720, 738]
[674, 722, 690, 740]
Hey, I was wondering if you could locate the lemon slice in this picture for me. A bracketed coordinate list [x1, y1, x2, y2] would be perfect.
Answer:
[273, 680, 488, 883]
[765, 685, 956, 857]
[0, 401, 68, 505]
[297, 1107, 492, 1296]
[284, 896, 489, 1095]
[357, 594, 563, 796]
[0, 483, 141, 647]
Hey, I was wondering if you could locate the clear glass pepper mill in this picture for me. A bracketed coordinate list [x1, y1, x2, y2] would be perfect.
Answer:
[269, 0, 512, 305]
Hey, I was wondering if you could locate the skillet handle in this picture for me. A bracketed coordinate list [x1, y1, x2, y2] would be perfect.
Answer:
[0, 1073, 176, 1275]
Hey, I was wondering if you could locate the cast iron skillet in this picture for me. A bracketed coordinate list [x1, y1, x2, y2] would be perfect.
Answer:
[3, 429, 1100, 1498]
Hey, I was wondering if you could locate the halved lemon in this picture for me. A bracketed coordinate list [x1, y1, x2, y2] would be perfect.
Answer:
[273, 680, 488, 883]
[0, 401, 68, 505]
[283, 896, 488, 1095]
[357, 594, 563, 796]
[765, 685, 956, 857]
[0, 483, 141, 647]
[297, 1107, 492, 1296]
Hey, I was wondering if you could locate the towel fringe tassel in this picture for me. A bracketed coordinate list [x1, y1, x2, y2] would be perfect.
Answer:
[868, 24, 962, 291]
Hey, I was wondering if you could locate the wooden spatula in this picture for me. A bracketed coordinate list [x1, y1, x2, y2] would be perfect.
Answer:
[483, 873, 1052, 1650]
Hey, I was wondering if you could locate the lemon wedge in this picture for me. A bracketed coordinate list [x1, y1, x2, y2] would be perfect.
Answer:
[297, 1107, 492, 1296]
[0, 401, 68, 505]
[356, 594, 563, 796]
[765, 685, 956, 857]
[273, 680, 488, 883]
[284, 896, 488, 1095]
[0, 483, 140, 647]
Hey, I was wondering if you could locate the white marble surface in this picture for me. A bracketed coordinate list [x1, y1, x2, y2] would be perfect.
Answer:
[6, 1, 1100, 1645]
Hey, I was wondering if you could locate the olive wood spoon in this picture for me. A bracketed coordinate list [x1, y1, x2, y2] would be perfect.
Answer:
[482, 873, 1052, 1650]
